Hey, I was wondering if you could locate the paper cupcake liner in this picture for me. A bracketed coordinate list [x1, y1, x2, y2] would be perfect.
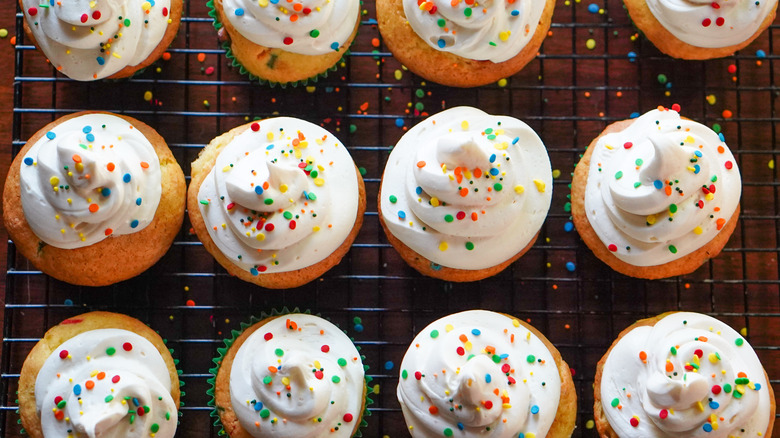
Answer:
[207, 307, 373, 437]
[206, 0, 353, 88]
[16, 332, 185, 435]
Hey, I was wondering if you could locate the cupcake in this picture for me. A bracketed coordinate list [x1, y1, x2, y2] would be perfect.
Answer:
[379, 106, 553, 281]
[188, 118, 366, 289]
[208, 0, 360, 85]
[376, 0, 555, 87]
[3, 111, 186, 286]
[624, 0, 777, 59]
[210, 311, 370, 437]
[19, 0, 182, 80]
[571, 105, 741, 279]
[18, 311, 181, 438]
[594, 311, 776, 437]
[397, 310, 577, 437]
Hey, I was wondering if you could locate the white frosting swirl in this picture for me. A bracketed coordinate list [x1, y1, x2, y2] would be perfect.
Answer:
[221, 0, 359, 55]
[380, 106, 552, 270]
[645, 0, 777, 48]
[21, 0, 174, 81]
[583, 107, 741, 266]
[600, 312, 771, 437]
[197, 118, 360, 276]
[403, 0, 547, 63]
[35, 329, 178, 438]
[397, 310, 562, 437]
[20, 113, 162, 250]
[229, 314, 365, 437]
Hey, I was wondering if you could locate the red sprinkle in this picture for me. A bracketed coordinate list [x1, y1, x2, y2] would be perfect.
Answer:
[314, 370, 324, 380]
[54, 396, 63, 405]
[343, 413, 353, 422]
[694, 349, 703, 358]
[321, 345, 330, 353]
[608, 244, 618, 252]
[702, 18, 712, 27]
[81, 14, 88, 23]
[712, 385, 722, 394]
[251, 123, 260, 132]
[28, 7, 37, 16]
[456, 347, 465, 356]
[660, 409, 668, 419]
[630, 417, 640, 427]
[716, 17, 725, 26]
[724, 161, 733, 170]
[283, 37, 293, 45]
[501, 364, 511, 373]
[265, 223, 275, 232]
[671, 103, 681, 112]
[112, 375, 120, 383]
[484, 401, 493, 409]
[162, 7, 168, 16]
[264, 332, 273, 341]
[59, 350, 69, 359]
[414, 371, 422, 380]
[123, 342, 133, 351]
[289, 220, 296, 230]
[623, 142, 633, 149]
[92, 11, 101, 19]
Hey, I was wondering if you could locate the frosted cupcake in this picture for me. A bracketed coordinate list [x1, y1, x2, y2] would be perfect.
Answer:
[624, 0, 777, 59]
[376, 0, 556, 87]
[379, 106, 553, 281]
[210, 312, 370, 437]
[571, 105, 741, 279]
[209, 0, 360, 85]
[19, 0, 182, 80]
[594, 312, 775, 437]
[188, 118, 366, 289]
[397, 310, 577, 437]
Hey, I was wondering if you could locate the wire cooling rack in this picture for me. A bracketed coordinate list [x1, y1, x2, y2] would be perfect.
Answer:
[3, 0, 779, 436]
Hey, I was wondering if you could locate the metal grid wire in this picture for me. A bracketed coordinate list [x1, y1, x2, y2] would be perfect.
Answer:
[3, 0, 780, 436]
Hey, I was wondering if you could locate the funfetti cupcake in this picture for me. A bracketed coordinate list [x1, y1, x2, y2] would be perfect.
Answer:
[19, 0, 182, 80]
[571, 105, 741, 279]
[209, 311, 371, 437]
[594, 311, 776, 437]
[376, 0, 556, 87]
[208, 0, 360, 85]
[3, 111, 186, 286]
[379, 106, 553, 282]
[397, 310, 577, 437]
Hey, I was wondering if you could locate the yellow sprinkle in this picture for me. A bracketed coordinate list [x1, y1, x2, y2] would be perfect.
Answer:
[464, 341, 472, 351]
[705, 193, 714, 201]
[314, 178, 325, 186]
[267, 132, 274, 141]
[693, 226, 703, 235]
[512, 319, 520, 328]
[740, 327, 747, 336]
[696, 401, 704, 412]
[586, 420, 595, 429]
[708, 353, 719, 363]
[685, 135, 695, 143]
[50, 176, 59, 186]
[438, 241, 448, 251]
[280, 184, 288, 193]
[499, 31, 511, 41]
[647, 215, 657, 225]
[533, 179, 546, 192]
[313, 226, 320, 232]
[281, 377, 290, 386]
[461, 121, 469, 131]
[256, 233, 265, 241]
[514, 185, 525, 194]
[445, 324, 454, 332]
[222, 165, 231, 172]
[430, 197, 440, 207]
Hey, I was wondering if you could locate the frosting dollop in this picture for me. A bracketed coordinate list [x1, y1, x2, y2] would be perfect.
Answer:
[221, 0, 359, 55]
[21, 0, 174, 80]
[397, 310, 562, 437]
[20, 113, 162, 249]
[35, 329, 178, 438]
[229, 314, 365, 437]
[403, 0, 547, 63]
[645, 0, 777, 48]
[583, 107, 741, 266]
[600, 312, 771, 437]
[380, 106, 552, 270]
[196, 117, 360, 276]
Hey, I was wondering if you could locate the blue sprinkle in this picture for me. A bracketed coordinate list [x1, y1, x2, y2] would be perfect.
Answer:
[511, 10, 519, 16]
[96, 56, 105, 65]
[325, 87, 334, 93]
[565, 261, 576, 272]
[416, 186, 422, 195]
[629, 112, 640, 119]
[398, 210, 406, 219]
[255, 186, 264, 195]
[587, 3, 599, 13]
[489, 154, 496, 163]
[354, 323, 364, 333]
[531, 405, 540, 414]
[627, 51, 637, 62]
[500, 354, 508, 359]
[755, 383, 762, 390]
[250, 267, 259, 276]
[24, 157, 34, 166]
[46, 131, 56, 140]
[512, 137, 520, 145]
[86, 133, 95, 142]
[330, 42, 340, 51]
[437, 38, 446, 49]
[430, 262, 442, 271]
[123, 173, 131, 183]
[694, 150, 703, 157]
[235, 8, 244, 16]
[709, 401, 719, 409]
[489, 168, 499, 176]
[82, 126, 92, 134]
[694, 164, 701, 174]
[564, 221, 574, 232]
[73, 384, 81, 395]
[718, 133, 725, 142]
[703, 423, 713, 432]
[132, 397, 139, 407]
[253, 401, 263, 411]
[756, 49, 766, 58]
[136, 197, 142, 206]
[64, 299, 73, 306]
[485, 374, 492, 383]
[395, 118, 404, 128]
[270, 0, 278, 3]
[665, 82, 673, 89]
[365, 18, 378, 25]
[101, 187, 111, 197]
[457, 423, 464, 431]
[472, 329, 481, 336]
[130, 219, 139, 228]
[266, 144, 274, 150]
[384, 361, 394, 370]
[653, 179, 663, 189]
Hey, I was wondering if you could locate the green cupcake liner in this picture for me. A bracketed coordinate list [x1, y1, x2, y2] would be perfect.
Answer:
[207, 307, 373, 437]
[16, 329, 185, 435]
[206, 0, 354, 88]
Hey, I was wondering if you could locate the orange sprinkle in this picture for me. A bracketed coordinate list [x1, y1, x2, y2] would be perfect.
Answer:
[106, 162, 115, 171]
[458, 334, 468, 343]
[429, 406, 439, 415]
[97, 372, 105, 380]
[417, 161, 426, 168]
[722, 110, 733, 119]
[371, 38, 380, 48]
[471, 212, 478, 221]
[72, 154, 82, 163]
[459, 187, 469, 197]
[85, 380, 95, 390]
[140, 161, 149, 169]
[88, 204, 99, 213]
[162, 52, 171, 61]
[738, 371, 747, 378]
[666, 361, 674, 372]
[664, 185, 672, 196]
[716, 218, 726, 230]
[717, 145, 725, 153]
[639, 351, 648, 362]
[699, 336, 708, 342]
[197, 53, 206, 62]
[268, 366, 278, 373]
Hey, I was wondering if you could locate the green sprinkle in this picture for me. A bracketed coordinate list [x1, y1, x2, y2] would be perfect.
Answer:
[492, 354, 501, 364]
[105, 395, 114, 403]
[264, 198, 273, 205]
[430, 330, 439, 339]
[283, 211, 293, 220]
[444, 428, 454, 436]
[402, 370, 409, 379]
[444, 214, 454, 223]
[611, 398, 619, 407]
[275, 348, 284, 356]
[437, 18, 446, 27]
[123, 18, 131, 27]
[200, 200, 209, 205]
[389, 195, 397, 204]
[633, 182, 641, 188]
[106, 347, 116, 356]
[465, 241, 474, 251]
[669, 204, 678, 214]
[526, 354, 536, 363]
[635, 158, 644, 166]
[57, 400, 66, 409]
[668, 245, 677, 254]
[338, 358, 347, 367]
[259, 409, 270, 418]
[464, 7, 472, 16]
[309, 29, 320, 38]
[671, 346, 677, 355]
[263, 376, 273, 385]
[735, 338, 744, 346]
[151, 424, 160, 433]
[615, 171, 623, 179]
[332, 376, 341, 383]
[724, 383, 732, 393]
[493, 183, 503, 191]
[735, 377, 749, 384]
